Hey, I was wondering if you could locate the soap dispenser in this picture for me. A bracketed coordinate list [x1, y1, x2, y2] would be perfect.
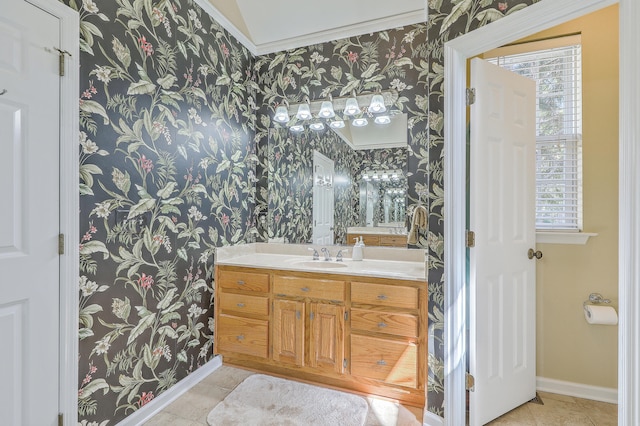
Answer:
[352, 237, 363, 261]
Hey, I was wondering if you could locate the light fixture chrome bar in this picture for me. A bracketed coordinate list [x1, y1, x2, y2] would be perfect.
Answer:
[283, 89, 398, 116]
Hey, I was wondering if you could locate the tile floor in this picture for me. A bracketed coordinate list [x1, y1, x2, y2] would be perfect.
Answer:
[145, 365, 617, 426]
[487, 391, 617, 426]
[145, 365, 423, 425]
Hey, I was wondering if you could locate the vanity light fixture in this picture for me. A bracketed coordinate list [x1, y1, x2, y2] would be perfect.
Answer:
[352, 117, 368, 127]
[274, 105, 290, 123]
[369, 94, 386, 113]
[343, 96, 361, 116]
[296, 103, 312, 120]
[290, 124, 304, 132]
[318, 96, 335, 118]
[362, 169, 404, 182]
[309, 121, 325, 131]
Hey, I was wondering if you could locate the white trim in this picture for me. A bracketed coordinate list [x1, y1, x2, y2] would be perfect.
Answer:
[443, 1, 625, 425]
[536, 231, 598, 245]
[116, 356, 223, 426]
[536, 376, 618, 404]
[423, 410, 445, 426]
[191, 0, 258, 55]
[618, 0, 640, 424]
[252, 10, 428, 56]
[24, 1, 80, 424]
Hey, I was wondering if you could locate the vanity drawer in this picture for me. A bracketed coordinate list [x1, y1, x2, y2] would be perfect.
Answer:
[351, 282, 418, 309]
[351, 334, 417, 388]
[218, 269, 269, 293]
[219, 293, 269, 317]
[216, 314, 269, 359]
[379, 235, 407, 247]
[351, 308, 418, 338]
[273, 275, 345, 302]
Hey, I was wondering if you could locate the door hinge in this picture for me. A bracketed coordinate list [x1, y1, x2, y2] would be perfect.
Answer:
[344, 311, 348, 321]
[310, 312, 315, 320]
[58, 233, 65, 255]
[54, 48, 72, 77]
[466, 88, 476, 106]
[466, 372, 475, 391]
[58, 413, 63, 426]
[466, 230, 475, 248]
[343, 359, 348, 369]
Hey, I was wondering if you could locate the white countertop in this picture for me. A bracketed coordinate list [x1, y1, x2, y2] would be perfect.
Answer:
[216, 243, 426, 282]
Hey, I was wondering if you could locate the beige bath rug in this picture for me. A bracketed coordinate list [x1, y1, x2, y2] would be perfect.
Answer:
[207, 374, 369, 426]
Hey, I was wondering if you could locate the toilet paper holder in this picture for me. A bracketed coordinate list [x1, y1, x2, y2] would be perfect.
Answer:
[583, 292, 611, 309]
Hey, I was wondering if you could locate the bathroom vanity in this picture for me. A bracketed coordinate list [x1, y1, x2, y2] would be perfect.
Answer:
[214, 243, 427, 407]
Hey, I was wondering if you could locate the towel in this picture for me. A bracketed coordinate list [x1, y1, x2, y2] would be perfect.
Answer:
[407, 205, 427, 245]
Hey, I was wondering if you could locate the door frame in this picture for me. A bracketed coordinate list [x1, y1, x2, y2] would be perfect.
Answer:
[24, 0, 80, 424]
[443, 0, 636, 425]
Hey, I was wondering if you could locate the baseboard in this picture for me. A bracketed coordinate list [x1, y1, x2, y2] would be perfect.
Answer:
[117, 356, 223, 426]
[536, 376, 618, 404]
[423, 410, 445, 426]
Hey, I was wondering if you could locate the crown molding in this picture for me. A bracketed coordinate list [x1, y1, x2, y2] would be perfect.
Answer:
[253, 9, 427, 56]
[192, 0, 258, 55]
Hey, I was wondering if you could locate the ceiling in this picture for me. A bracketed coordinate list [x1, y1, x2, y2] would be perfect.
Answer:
[202, 0, 427, 55]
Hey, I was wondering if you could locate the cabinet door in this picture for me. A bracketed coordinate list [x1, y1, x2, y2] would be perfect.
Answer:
[273, 299, 305, 367]
[309, 303, 345, 374]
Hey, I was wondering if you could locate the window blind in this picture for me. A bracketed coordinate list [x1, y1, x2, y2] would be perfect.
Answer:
[487, 41, 583, 231]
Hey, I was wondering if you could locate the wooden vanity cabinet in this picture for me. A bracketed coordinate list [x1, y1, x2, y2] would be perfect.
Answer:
[346, 233, 407, 247]
[214, 265, 427, 407]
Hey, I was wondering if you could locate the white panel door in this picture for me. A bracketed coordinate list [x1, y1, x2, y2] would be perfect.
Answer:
[312, 151, 335, 245]
[469, 58, 537, 425]
[0, 1, 61, 425]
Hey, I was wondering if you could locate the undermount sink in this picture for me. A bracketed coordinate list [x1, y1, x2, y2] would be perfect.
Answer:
[293, 261, 348, 269]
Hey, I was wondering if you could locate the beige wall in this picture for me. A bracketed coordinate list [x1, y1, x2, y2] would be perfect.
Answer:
[522, 5, 619, 389]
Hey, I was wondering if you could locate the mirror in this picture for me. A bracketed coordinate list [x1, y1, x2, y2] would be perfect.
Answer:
[266, 114, 409, 246]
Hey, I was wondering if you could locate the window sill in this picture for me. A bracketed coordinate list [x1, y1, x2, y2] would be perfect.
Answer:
[536, 231, 598, 245]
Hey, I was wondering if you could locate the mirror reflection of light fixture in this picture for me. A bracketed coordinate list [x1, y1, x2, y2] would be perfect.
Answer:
[309, 121, 325, 131]
[343, 97, 361, 116]
[369, 94, 386, 113]
[329, 119, 345, 129]
[362, 169, 404, 182]
[374, 115, 391, 125]
[352, 117, 368, 127]
[290, 124, 304, 132]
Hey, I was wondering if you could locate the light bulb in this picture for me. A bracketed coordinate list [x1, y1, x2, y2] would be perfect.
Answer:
[309, 122, 325, 131]
[369, 94, 386, 113]
[374, 115, 391, 125]
[318, 101, 335, 118]
[343, 97, 361, 116]
[329, 119, 345, 129]
[290, 124, 304, 132]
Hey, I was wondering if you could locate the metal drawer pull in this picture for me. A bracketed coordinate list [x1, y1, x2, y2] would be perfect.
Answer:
[301, 287, 310, 292]
[237, 280, 245, 285]
[378, 322, 387, 328]
[236, 335, 245, 341]
[236, 303, 245, 308]
[377, 360, 387, 366]
[377, 294, 388, 300]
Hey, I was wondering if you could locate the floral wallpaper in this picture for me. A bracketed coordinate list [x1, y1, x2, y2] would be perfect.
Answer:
[66, 0, 257, 423]
[264, 126, 407, 245]
[64, 0, 540, 422]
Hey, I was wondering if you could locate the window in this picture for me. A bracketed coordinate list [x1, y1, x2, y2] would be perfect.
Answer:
[485, 36, 583, 231]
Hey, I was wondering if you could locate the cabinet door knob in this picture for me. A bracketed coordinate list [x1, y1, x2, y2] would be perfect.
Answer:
[377, 294, 388, 300]
[376, 360, 387, 366]
[236, 335, 245, 341]
[301, 287, 310, 292]
[378, 322, 387, 328]
[237, 280, 245, 285]
[236, 303, 245, 308]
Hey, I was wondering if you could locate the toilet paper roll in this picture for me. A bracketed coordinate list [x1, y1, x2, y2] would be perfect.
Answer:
[584, 304, 618, 325]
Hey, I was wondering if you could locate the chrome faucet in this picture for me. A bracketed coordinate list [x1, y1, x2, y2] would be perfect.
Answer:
[320, 247, 331, 261]
[308, 247, 319, 260]
[336, 249, 348, 261]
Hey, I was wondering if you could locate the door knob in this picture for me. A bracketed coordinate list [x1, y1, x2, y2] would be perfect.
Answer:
[528, 248, 543, 260]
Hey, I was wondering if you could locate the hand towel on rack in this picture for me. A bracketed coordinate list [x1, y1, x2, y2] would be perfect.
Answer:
[407, 205, 428, 244]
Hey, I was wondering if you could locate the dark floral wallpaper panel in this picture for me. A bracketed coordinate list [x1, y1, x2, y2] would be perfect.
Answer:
[67, 0, 257, 423]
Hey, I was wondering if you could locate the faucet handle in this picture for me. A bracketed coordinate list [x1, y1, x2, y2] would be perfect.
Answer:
[336, 249, 349, 261]
[308, 247, 319, 260]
